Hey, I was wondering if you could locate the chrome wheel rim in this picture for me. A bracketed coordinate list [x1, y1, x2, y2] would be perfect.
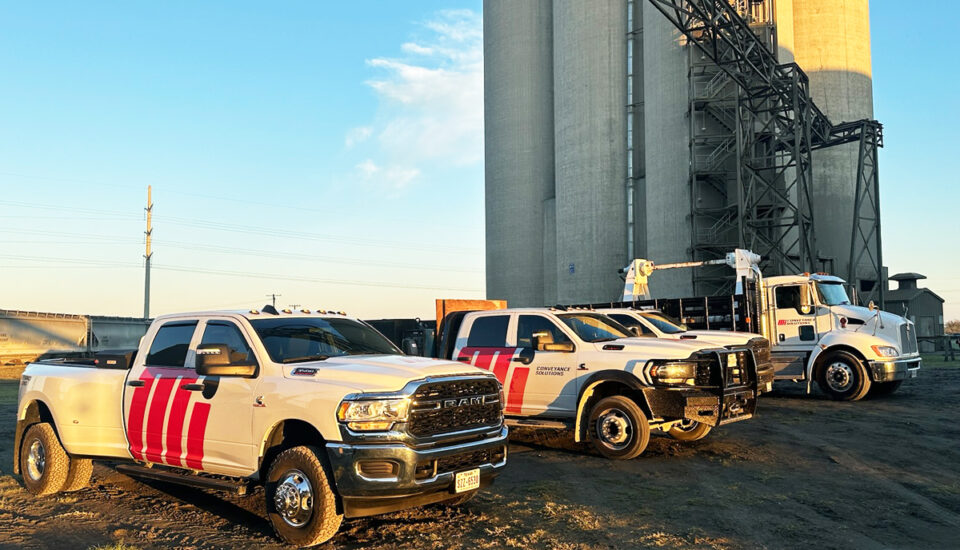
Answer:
[26, 439, 45, 482]
[826, 361, 855, 393]
[596, 408, 633, 450]
[274, 469, 314, 528]
[674, 419, 700, 432]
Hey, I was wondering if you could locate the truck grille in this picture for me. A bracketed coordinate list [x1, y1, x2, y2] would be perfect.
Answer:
[415, 445, 507, 480]
[407, 378, 502, 438]
[746, 337, 771, 366]
[900, 323, 918, 355]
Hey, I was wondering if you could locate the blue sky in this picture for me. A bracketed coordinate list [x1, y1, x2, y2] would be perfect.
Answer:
[0, 2, 956, 321]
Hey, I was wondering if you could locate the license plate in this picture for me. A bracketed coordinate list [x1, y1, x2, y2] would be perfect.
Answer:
[454, 468, 480, 493]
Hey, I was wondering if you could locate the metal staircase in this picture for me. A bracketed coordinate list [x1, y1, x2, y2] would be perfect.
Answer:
[648, 0, 885, 305]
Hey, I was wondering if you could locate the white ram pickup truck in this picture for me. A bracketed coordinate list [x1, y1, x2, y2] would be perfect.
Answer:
[15, 307, 507, 547]
[597, 308, 776, 393]
[434, 307, 760, 460]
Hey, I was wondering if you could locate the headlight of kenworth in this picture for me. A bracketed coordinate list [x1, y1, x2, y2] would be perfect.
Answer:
[871, 345, 899, 358]
[337, 397, 410, 431]
[649, 362, 699, 386]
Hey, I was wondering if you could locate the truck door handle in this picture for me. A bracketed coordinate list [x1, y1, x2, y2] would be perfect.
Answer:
[181, 383, 205, 391]
[127, 380, 145, 387]
[778, 334, 785, 342]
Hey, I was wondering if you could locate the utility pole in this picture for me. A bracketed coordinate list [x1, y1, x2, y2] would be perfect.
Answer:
[144, 186, 153, 319]
[266, 293, 281, 308]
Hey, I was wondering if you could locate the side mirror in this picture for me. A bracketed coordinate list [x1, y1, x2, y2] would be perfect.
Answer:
[196, 344, 257, 377]
[629, 326, 642, 337]
[512, 347, 535, 365]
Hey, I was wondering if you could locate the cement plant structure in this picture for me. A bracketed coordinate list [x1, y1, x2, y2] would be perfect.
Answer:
[484, 0, 883, 307]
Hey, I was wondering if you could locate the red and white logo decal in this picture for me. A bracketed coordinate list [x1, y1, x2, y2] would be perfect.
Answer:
[126, 368, 210, 469]
[455, 347, 529, 414]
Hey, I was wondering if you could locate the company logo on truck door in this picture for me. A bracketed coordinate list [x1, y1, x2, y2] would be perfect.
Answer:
[455, 347, 528, 414]
[125, 370, 211, 469]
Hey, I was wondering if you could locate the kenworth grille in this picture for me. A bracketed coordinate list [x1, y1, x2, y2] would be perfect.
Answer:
[407, 378, 502, 438]
[900, 323, 918, 355]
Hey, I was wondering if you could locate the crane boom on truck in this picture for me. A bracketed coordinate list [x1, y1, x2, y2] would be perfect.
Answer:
[599, 250, 920, 401]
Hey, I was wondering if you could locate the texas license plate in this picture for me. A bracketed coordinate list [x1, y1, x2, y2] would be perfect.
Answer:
[454, 468, 480, 493]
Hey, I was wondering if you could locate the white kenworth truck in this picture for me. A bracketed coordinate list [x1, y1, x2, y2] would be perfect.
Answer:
[603, 249, 920, 401]
[15, 306, 507, 547]
[429, 302, 760, 460]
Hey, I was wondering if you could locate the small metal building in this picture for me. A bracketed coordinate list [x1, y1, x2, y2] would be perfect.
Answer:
[883, 273, 944, 352]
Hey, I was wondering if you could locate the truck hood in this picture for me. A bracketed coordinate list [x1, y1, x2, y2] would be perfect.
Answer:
[829, 305, 906, 348]
[676, 330, 757, 346]
[281, 354, 486, 394]
[607, 337, 719, 359]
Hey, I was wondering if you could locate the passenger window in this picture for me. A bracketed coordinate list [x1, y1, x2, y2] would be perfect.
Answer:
[775, 286, 800, 311]
[200, 322, 255, 364]
[145, 322, 198, 367]
[466, 315, 509, 347]
[608, 314, 654, 336]
[516, 315, 571, 350]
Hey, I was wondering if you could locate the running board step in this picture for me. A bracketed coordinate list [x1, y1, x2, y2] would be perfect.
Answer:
[115, 464, 252, 496]
[506, 418, 571, 430]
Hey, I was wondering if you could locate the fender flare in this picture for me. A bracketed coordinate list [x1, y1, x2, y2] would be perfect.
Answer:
[13, 399, 58, 476]
[573, 370, 649, 443]
[806, 342, 871, 392]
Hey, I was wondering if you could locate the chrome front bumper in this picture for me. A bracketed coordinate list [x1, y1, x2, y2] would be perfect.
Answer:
[868, 358, 921, 382]
[325, 425, 508, 517]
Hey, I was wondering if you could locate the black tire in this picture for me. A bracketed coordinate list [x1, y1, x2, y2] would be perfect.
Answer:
[667, 420, 713, 442]
[869, 380, 903, 397]
[63, 458, 93, 492]
[816, 350, 872, 401]
[440, 490, 477, 507]
[265, 446, 342, 547]
[19, 423, 70, 496]
[588, 395, 650, 460]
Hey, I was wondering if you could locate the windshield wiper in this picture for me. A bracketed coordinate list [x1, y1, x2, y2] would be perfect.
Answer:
[282, 355, 331, 364]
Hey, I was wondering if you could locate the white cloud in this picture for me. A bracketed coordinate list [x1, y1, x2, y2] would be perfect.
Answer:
[355, 159, 420, 191]
[345, 126, 373, 148]
[351, 9, 484, 186]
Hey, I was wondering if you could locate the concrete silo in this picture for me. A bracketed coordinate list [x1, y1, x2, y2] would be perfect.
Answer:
[791, 0, 875, 282]
[483, 1, 555, 306]
[552, 0, 627, 304]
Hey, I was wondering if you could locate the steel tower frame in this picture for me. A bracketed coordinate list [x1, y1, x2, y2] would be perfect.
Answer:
[646, 0, 885, 305]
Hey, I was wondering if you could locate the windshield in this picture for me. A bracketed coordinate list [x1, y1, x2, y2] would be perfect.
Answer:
[638, 311, 687, 334]
[557, 313, 629, 342]
[250, 317, 401, 364]
[816, 282, 851, 306]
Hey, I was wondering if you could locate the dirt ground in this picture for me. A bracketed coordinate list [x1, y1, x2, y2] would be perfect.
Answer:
[1, 357, 958, 550]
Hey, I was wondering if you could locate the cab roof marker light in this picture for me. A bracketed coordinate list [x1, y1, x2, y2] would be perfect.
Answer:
[301, 309, 311, 314]
[249, 309, 260, 314]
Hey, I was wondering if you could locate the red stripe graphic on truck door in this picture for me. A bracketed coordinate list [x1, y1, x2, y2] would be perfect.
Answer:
[126, 374, 154, 460]
[185, 401, 211, 470]
[505, 367, 529, 414]
[457, 347, 516, 385]
[163, 376, 196, 467]
[143, 375, 176, 463]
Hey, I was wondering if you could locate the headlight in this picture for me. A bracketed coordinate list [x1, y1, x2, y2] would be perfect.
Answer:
[650, 362, 698, 385]
[871, 345, 899, 358]
[337, 397, 410, 431]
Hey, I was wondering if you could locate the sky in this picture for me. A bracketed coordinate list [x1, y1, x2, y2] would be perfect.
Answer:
[0, 1, 956, 322]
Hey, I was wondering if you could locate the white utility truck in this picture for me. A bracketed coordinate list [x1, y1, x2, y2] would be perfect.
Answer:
[430, 303, 760, 460]
[607, 249, 920, 401]
[595, 308, 775, 393]
[15, 306, 507, 547]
